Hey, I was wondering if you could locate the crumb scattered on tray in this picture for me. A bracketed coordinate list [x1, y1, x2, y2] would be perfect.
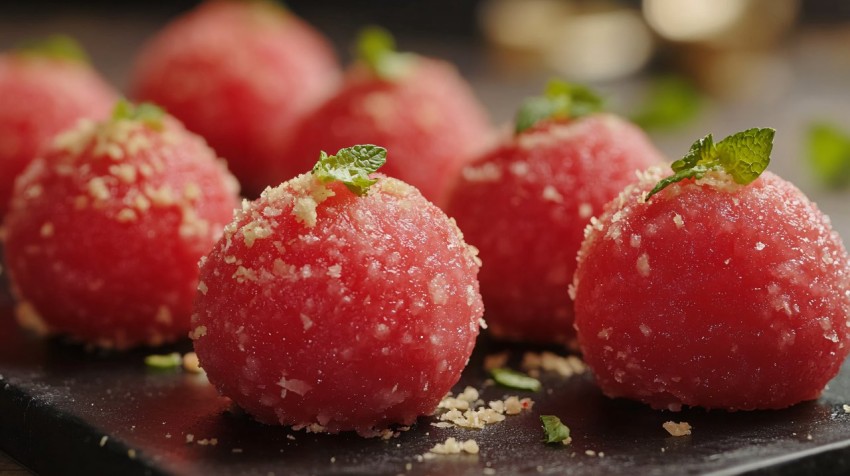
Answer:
[433, 386, 533, 429]
[429, 437, 479, 455]
[662, 421, 692, 437]
[521, 351, 586, 378]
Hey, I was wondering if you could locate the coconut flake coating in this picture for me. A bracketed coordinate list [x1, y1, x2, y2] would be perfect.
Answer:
[279, 59, 492, 207]
[573, 167, 850, 411]
[131, 0, 340, 197]
[0, 54, 117, 218]
[192, 174, 484, 436]
[3, 114, 239, 349]
[445, 115, 664, 345]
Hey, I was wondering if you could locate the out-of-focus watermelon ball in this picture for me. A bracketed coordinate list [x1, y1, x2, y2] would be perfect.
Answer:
[0, 35, 117, 218]
[131, 0, 341, 197]
[446, 82, 665, 346]
[280, 27, 492, 208]
[3, 101, 240, 349]
[573, 128, 850, 411]
[192, 145, 484, 436]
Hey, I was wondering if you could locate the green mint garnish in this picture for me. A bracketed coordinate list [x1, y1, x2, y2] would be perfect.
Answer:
[631, 75, 702, 131]
[808, 122, 850, 189]
[111, 100, 166, 130]
[540, 415, 571, 444]
[145, 352, 182, 370]
[356, 26, 414, 81]
[515, 80, 604, 134]
[16, 35, 89, 63]
[647, 127, 775, 199]
[312, 145, 387, 196]
[490, 368, 541, 392]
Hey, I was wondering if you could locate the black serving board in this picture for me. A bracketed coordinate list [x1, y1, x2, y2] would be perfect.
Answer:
[3, 281, 850, 476]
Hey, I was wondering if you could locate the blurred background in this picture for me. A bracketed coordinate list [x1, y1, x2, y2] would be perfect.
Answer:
[1, 0, 850, 233]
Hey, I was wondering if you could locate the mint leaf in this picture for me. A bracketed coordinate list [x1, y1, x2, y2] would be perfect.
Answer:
[312, 145, 387, 196]
[631, 75, 702, 131]
[16, 35, 89, 63]
[647, 128, 775, 199]
[716, 128, 775, 185]
[145, 352, 182, 370]
[490, 368, 541, 392]
[515, 80, 603, 134]
[356, 26, 414, 81]
[111, 100, 166, 130]
[808, 123, 850, 189]
[540, 415, 571, 444]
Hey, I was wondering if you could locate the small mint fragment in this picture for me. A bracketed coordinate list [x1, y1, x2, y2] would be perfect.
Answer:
[356, 26, 414, 81]
[515, 80, 604, 134]
[490, 368, 541, 392]
[647, 128, 775, 199]
[16, 35, 89, 63]
[540, 415, 571, 444]
[808, 122, 850, 189]
[111, 100, 166, 130]
[145, 352, 182, 370]
[312, 145, 387, 196]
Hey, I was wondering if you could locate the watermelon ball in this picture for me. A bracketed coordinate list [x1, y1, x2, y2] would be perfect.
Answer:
[280, 27, 492, 208]
[0, 35, 117, 218]
[192, 145, 484, 436]
[3, 101, 240, 349]
[445, 82, 665, 346]
[573, 128, 850, 411]
[131, 0, 340, 197]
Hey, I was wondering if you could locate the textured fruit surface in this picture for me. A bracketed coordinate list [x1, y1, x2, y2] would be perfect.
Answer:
[573, 166, 850, 411]
[131, 0, 340, 196]
[3, 113, 239, 349]
[280, 60, 491, 207]
[0, 54, 116, 217]
[446, 115, 664, 345]
[192, 174, 484, 436]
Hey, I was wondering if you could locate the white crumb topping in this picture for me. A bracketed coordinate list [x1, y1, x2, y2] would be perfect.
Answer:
[39, 222, 54, 238]
[300, 313, 314, 331]
[673, 213, 684, 229]
[462, 162, 502, 183]
[578, 203, 593, 219]
[197, 281, 208, 295]
[755, 241, 766, 250]
[278, 375, 312, 398]
[636, 253, 651, 277]
[630, 234, 642, 248]
[428, 274, 449, 305]
[542, 185, 564, 203]
[639, 324, 652, 336]
[182, 352, 203, 374]
[189, 326, 207, 340]
[327, 264, 342, 278]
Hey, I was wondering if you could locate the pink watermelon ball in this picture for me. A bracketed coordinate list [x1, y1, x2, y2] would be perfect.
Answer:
[0, 49, 117, 218]
[445, 114, 664, 346]
[131, 0, 341, 197]
[3, 107, 240, 349]
[573, 166, 850, 410]
[192, 172, 484, 436]
[280, 58, 492, 208]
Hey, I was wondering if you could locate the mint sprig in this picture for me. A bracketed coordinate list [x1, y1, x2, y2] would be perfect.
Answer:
[145, 352, 182, 370]
[515, 80, 604, 134]
[312, 145, 387, 196]
[808, 122, 850, 189]
[490, 368, 541, 392]
[540, 415, 571, 444]
[356, 26, 414, 81]
[16, 35, 89, 63]
[111, 99, 166, 130]
[647, 128, 775, 199]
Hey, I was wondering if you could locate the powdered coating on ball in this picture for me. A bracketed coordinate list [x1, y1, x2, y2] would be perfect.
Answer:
[3, 111, 239, 349]
[192, 173, 484, 436]
[446, 114, 664, 345]
[573, 166, 850, 411]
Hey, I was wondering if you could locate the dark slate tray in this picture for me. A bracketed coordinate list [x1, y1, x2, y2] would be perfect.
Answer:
[2, 281, 850, 476]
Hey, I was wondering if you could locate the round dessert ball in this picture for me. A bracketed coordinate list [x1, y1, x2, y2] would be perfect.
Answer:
[192, 168, 484, 436]
[445, 114, 664, 345]
[0, 39, 117, 218]
[573, 166, 850, 411]
[280, 54, 492, 207]
[3, 103, 240, 349]
[131, 0, 340, 197]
